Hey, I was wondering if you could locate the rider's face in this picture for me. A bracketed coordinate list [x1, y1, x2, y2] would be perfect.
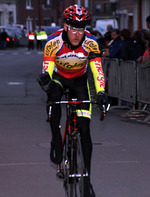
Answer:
[64, 23, 85, 46]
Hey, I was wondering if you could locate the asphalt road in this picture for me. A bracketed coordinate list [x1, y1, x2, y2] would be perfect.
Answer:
[0, 47, 150, 197]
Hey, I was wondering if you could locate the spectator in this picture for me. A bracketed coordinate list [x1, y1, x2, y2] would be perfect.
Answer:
[120, 28, 144, 61]
[103, 25, 113, 47]
[0, 29, 2, 49]
[131, 29, 148, 57]
[146, 15, 150, 50]
[108, 29, 122, 59]
[91, 30, 105, 50]
[137, 30, 150, 66]
[40, 29, 48, 50]
[103, 31, 112, 47]
[36, 30, 42, 50]
[146, 15, 150, 31]
[0, 28, 8, 49]
[27, 31, 35, 50]
[107, 24, 113, 32]
[103, 29, 122, 106]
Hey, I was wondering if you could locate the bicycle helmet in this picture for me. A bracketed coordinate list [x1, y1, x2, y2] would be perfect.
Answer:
[63, 4, 90, 28]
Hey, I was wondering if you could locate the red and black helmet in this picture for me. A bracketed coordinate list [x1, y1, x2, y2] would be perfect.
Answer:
[63, 4, 90, 28]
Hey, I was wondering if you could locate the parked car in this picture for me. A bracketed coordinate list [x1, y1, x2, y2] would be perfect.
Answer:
[0, 25, 19, 47]
[6, 35, 17, 47]
[44, 26, 61, 38]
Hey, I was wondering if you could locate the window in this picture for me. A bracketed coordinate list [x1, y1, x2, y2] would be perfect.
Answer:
[104, 3, 117, 15]
[43, 0, 50, 8]
[95, 3, 101, 14]
[47, 0, 50, 5]
[26, 0, 32, 9]
[9, 11, 14, 24]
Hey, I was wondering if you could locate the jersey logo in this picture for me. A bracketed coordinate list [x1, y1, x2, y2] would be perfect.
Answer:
[45, 39, 60, 56]
[43, 62, 49, 70]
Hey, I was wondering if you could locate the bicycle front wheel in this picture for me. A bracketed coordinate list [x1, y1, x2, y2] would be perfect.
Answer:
[64, 133, 86, 197]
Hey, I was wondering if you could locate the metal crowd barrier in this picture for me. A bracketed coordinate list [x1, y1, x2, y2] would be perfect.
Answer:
[103, 58, 119, 98]
[102, 58, 150, 105]
[119, 60, 137, 104]
[137, 63, 150, 105]
[88, 58, 150, 123]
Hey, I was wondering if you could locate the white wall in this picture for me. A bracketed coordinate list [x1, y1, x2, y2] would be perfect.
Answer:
[0, 3, 16, 26]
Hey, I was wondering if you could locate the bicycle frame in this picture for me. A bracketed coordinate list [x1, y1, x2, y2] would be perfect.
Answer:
[48, 91, 110, 197]
[49, 96, 91, 197]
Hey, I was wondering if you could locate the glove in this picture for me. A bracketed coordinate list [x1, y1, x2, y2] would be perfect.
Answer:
[96, 91, 108, 110]
[38, 72, 51, 86]
[37, 72, 51, 91]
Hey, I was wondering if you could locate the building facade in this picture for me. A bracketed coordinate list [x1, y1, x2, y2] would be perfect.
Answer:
[0, 0, 17, 26]
[0, 0, 150, 33]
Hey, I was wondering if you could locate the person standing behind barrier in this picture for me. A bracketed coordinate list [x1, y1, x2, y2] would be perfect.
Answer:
[146, 15, 150, 31]
[103, 29, 122, 105]
[27, 31, 35, 50]
[120, 28, 144, 61]
[36, 30, 42, 50]
[137, 31, 150, 66]
[91, 30, 105, 50]
[0, 29, 2, 49]
[146, 15, 150, 52]
[40, 29, 48, 50]
[108, 29, 122, 59]
[131, 30, 148, 58]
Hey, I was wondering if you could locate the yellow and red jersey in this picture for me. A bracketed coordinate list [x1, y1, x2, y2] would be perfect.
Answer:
[42, 29, 105, 93]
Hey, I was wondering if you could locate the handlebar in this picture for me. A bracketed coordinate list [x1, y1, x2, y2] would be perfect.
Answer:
[48, 99, 110, 121]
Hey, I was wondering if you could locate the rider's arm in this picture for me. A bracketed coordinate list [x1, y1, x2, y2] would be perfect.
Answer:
[42, 39, 56, 78]
[84, 33, 105, 93]
[89, 54, 105, 94]
[38, 40, 56, 89]
[42, 56, 55, 79]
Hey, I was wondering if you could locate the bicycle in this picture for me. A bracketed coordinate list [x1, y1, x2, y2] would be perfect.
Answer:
[48, 90, 110, 197]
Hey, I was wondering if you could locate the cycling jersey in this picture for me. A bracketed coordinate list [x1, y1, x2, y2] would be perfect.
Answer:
[42, 29, 105, 93]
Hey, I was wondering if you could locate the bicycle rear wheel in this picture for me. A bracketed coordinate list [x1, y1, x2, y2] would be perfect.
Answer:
[63, 133, 86, 197]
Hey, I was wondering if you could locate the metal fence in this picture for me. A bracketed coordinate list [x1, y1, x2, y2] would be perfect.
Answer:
[102, 58, 150, 106]
[88, 58, 150, 123]
[137, 63, 150, 105]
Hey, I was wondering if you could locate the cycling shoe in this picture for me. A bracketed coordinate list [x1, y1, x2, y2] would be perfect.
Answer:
[50, 140, 63, 164]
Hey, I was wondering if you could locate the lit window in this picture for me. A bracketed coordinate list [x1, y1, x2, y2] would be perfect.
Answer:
[26, 0, 32, 9]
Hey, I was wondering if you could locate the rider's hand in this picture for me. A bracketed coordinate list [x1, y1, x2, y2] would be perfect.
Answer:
[96, 91, 108, 110]
[38, 72, 51, 86]
[37, 72, 51, 91]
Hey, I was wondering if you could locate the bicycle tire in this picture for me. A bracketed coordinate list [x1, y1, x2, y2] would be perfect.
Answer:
[63, 129, 85, 197]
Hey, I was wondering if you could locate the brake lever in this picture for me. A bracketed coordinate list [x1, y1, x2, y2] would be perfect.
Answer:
[100, 104, 110, 121]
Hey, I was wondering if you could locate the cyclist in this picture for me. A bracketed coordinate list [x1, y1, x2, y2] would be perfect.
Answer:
[38, 4, 108, 197]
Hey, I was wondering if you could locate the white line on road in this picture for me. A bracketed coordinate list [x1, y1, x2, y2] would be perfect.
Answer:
[7, 82, 24, 85]
[0, 162, 50, 166]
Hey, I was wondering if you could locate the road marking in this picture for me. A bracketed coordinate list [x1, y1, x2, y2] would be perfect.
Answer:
[0, 160, 150, 167]
[8, 82, 24, 85]
[0, 162, 50, 166]
[0, 51, 43, 55]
